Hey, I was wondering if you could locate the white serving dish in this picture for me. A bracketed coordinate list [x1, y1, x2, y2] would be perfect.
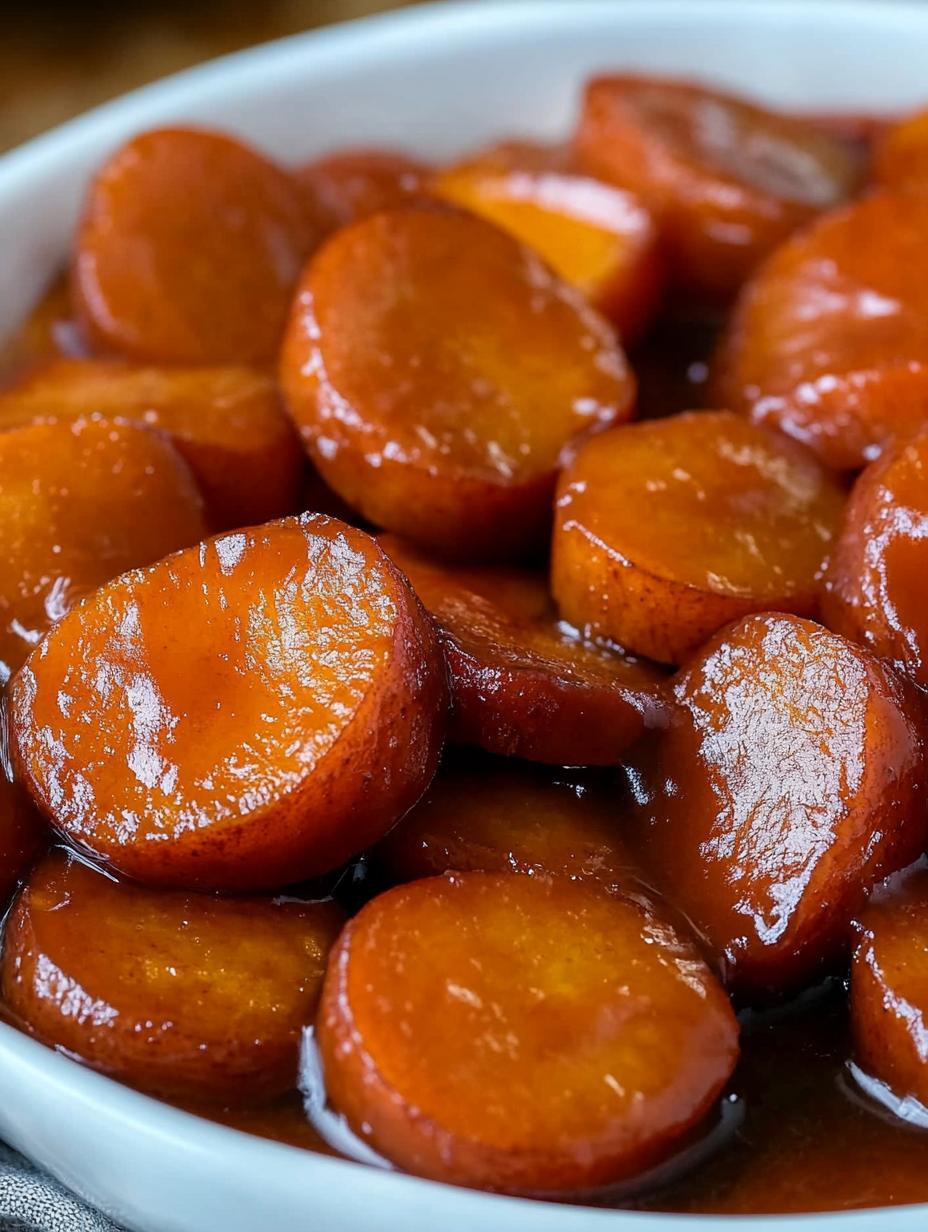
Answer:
[3, 2, 928, 1228]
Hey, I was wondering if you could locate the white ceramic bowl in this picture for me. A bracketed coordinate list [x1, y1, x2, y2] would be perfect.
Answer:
[3, 2, 928, 1229]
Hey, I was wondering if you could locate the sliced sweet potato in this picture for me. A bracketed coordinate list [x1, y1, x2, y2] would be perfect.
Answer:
[0, 418, 206, 684]
[551, 411, 845, 664]
[822, 428, 928, 686]
[10, 514, 447, 891]
[280, 206, 633, 559]
[0, 776, 45, 909]
[1, 852, 344, 1100]
[297, 147, 431, 232]
[624, 613, 928, 999]
[73, 127, 316, 364]
[874, 110, 928, 193]
[850, 870, 928, 1107]
[713, 192, 928, 470]
[375, 750, 638, 889]
[574, 75, 863, 300]
[432, 143, 664, 342]
[380, 533, 665, 763]
[0, 359, 304, 530]
[318, 871, 739, 1192]
[0, 275, 85, 384]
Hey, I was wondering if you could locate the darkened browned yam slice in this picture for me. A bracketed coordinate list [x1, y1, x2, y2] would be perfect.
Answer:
[280, 206, 634, 560]
[318, 871, 739, 1192]
[1, 852, 344, 1100]
[575, 75, 863, 300]
[10, 515, 448, 891]
[624, 613, 928, 999]
[381, 533, 665, 764]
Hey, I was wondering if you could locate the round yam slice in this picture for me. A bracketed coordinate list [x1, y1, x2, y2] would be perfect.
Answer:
[574, 75, 863, 300]
[624, 613, 928, 999]
[432, 143, 663, 342]
[822, 428, 928, 686]
[850, 870, 928, 1108]
[297, 147, 431, 232]
[552, 411, 844, 664]
[0, 359, 304, 530]
[10, 514, 448, 891]
[1, 852, 344, 1100]
[73, 127, 316, 364]
[280, 206, 633, 559]
[713, 192, 928, 470]
[380, 533, 665, 763]
[375, 751, 638, 890]
[318, 871, 739, 1192]
[0, 417, 206, 684]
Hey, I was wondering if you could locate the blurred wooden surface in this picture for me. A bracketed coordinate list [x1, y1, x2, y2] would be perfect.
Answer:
[0, 0, 415, 153]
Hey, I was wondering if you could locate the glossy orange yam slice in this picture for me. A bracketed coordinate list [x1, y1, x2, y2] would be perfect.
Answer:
[874, 110, 928, 193]
[552, 411, 844, 664]
[0, 360, 304, 530]
[822, 428, 928, 686]
[574, 75, 862, 300]
[380, 534, 665, 764]
[376, 751, 638, 890]
[280, 206, 633, 559]
[297, 147, 431, 231]
[714, 192, 928, 470]
[432, 143, 664, 342]
[73, 128, 316, 364]
[1, 853, 344, 1100]
[0, 776, 45, 909]
[0, 418, 206, 684]
[851, 871, 928, 1108]
[10, 515, 447, 891]
[625, 613, 928, 999]
[318, 871, 739, 1192]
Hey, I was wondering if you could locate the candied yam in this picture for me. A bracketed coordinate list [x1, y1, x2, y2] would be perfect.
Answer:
[630, 308, 720, 421]
[0, 360, 304, 530]
[297, 147, 431, 232]
[624, 613, 928, 999]
[280, 206, 633, 559]
[73, 127, 316, 364]
[874, 111, 928, 193]
[376, 750, 638, 889]
[713, 192, 928, 470]
[380, 533, 665, 764]
[551, 411, 844, 664]
[0, 418, 206, 685]
[850, 871, 928, 1107]
[0, 776, 45, 909]
[432, 144, 664, 342]
[575, 75, 864, 300]
[318, 871, 739, 1192]
[10, 515, 447, 891]
[822, 429, 928, 686]
[1, 852, 344, 1099]
[0, 275, 85, 384]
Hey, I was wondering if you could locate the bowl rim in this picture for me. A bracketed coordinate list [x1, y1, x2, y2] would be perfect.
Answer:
[3, 2, 928, 1228]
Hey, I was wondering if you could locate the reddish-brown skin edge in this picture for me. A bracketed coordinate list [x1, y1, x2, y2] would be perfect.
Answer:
[9, 516, 450, 891]
[317, 872, 740, 1193]
[624, 614, 928, 1001]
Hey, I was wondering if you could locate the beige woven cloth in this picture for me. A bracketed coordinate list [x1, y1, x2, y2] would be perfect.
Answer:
[0, 1144, 123, 1232]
